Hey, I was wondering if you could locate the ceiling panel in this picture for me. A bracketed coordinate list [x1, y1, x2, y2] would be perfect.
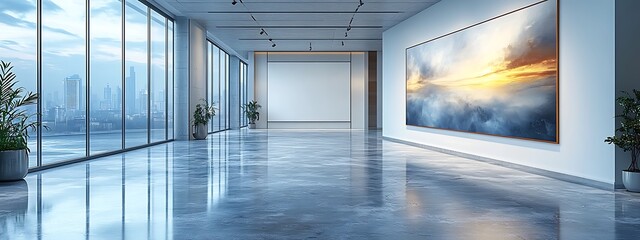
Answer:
[155, 0, 441, 52]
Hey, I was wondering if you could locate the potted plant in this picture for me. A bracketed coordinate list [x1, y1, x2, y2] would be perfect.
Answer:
[192, 99, 215, 140]
[0, 61, 41, 181]
[242, 100, 261, 129]
[606, 90, 640, 192]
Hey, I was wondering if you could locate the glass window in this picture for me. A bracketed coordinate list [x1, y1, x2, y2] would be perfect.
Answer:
[42, 0, 87, 164]
[124, 0, 149, 148]
[211, 46, 221, 132]
[218, 51, 226, 131]
[240, 62, 244, 127]
[245, 63, 249, 126]
[2, 0, 174, 169]
[0, 0, 38, 167]
[168, 22, 174, 140]
[206, 43, 230, 133]
[150, 12, 166, 142]
[90, 0, 123, 154]
[240, 62, 248, 127]
[207, 43, 213, 133]
[224, 53, 230, 129]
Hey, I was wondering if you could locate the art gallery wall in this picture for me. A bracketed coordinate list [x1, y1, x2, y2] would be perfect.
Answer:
[383, 0, 616, 186]
[254, 52, 367, 129]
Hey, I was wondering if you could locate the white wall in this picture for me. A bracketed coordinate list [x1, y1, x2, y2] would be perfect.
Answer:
[229, 56, 241, 129]
[174, 18, 208, 140]
[254, 53, 268, 129]
[254, 52, 367, 129]
[188, 21, 207, 139]
[351, 52, 367, 129]
[268, 62, 351, 122]
[383, 0, 616, 185]
[247, 51, 255, 102]
[174, 17, 189, 140]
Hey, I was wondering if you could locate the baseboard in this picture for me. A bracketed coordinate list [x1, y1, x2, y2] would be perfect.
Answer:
[383, 136, 615, 191]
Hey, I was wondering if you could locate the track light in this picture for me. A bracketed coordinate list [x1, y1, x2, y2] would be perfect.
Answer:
[342, 41, 345, 46]
[345, 32, 348, 37]
[233, 0, 278, 47]
[359, 0, 364, 6]
[347, 26, 351, 31]
[309, 42, 312, 51]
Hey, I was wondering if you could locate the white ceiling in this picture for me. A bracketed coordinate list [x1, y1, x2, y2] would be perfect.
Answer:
[155, 0, 441, 53]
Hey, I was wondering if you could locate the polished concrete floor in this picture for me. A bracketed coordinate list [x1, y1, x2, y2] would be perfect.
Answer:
[1, 130, 640, 239]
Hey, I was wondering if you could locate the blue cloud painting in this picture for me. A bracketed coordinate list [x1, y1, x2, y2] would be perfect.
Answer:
[406, 0, 558, 142]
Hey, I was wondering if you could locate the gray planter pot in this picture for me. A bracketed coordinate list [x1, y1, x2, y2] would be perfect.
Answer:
[193, 123, 208, 140]
[622, 170, 640, 192]
[0, 149, 29, 182]
[248, 123, 256, 129]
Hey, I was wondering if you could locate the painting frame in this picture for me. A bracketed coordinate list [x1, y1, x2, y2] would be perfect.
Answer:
[405, 0, 559, 144]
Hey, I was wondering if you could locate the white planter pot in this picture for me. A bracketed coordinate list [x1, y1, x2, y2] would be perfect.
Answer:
[248, 123, 256, 129]
[622, 170, 640, 192]
[0, 149, 29, 181]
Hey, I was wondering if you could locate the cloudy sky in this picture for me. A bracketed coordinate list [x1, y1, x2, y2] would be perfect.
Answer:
[406, 0, 557, 142]
[0, 0, 171, 108]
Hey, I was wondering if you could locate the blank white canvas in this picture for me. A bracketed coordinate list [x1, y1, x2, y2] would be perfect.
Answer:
[268, 62, 351, 121]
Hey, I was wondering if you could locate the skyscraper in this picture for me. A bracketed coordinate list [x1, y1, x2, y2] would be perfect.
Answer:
[125, 67, 136, 114]
[115, 86, 122, 111]
[64, 74, 83, 112]
[139, 89, 148, 114]
[103, 84, 112, 110]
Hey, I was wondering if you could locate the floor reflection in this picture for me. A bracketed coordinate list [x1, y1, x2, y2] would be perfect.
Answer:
[0, 130, 639, 239]
[0, 180, 29, 237]
[403, 162, 560, 239]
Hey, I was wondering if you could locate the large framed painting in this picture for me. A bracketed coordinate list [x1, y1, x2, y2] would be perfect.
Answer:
[406, 0, 558, 143]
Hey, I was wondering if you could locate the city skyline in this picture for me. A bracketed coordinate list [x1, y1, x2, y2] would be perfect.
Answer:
[43, 67, 168, 115]
[1, 0, 169, 116]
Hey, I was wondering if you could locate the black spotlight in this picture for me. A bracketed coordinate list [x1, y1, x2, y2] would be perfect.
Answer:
[359, 0, 364, 6]
[232, 0, 237, 5]
[272, 43, 276, 48]
[269, 38, 273, 41]
[347, 26, 351, 31]
[345, 32, 348, 37]
[259, 29, 265, 35]
[342, 41, 345, 46]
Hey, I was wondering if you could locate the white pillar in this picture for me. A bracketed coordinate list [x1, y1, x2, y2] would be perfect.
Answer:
[229, 56, 241, 129]
[174, 17, 207, 140]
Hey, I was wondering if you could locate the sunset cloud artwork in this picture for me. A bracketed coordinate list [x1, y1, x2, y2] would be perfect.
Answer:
[406, 0, 558, 143]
